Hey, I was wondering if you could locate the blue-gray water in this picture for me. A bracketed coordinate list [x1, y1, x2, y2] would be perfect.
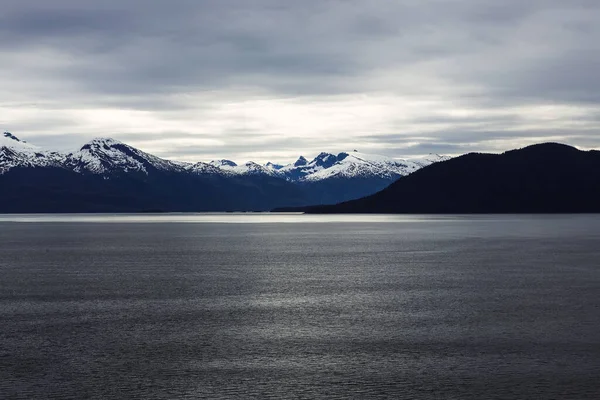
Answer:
[1, 214, 599, 399]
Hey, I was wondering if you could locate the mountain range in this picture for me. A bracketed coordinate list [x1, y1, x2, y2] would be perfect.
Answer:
[0, 132, 447, 212]
[288, 142, 600, 214]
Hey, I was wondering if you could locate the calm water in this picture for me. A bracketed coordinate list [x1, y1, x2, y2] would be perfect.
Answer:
[1, 214, 599, 399]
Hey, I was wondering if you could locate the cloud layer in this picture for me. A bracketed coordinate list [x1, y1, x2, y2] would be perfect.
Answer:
[1, 0, 599, 162]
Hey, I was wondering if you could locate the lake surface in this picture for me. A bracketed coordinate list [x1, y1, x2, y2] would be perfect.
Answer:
[1, 214, 599, 399]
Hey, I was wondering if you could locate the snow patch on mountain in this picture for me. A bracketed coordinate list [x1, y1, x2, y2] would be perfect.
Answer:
[188, 161, 229, 175]
[1, 132, 37, 151]
[210, 159, 237, 168]
[67, 138, 183, 175]
[211, 150, 449, 182]
[0, 133, 451, 182]
[265, 162, 284, 171]
[212, 160, 278, 176]
[301, 151, 449, 182]
[0, 132, 65, 173]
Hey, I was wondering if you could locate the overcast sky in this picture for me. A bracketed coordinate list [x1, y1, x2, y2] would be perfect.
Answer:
[1, 0, 599, 163]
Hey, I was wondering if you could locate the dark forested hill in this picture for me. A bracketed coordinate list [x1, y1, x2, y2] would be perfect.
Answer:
[297, 143, 600, 214]
[0, 166, 311, 213]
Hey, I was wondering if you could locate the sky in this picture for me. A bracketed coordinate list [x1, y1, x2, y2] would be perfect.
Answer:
[1, 0, 600, 163]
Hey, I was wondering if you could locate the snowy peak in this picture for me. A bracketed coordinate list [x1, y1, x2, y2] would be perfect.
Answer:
[210, 159, 238, 168]
[265, 162, 284, 171]
[71, 137, 147, 174]
[1, 134, 209, 177]
[418, 153, 452, 165]
[0, 132, 450, 183]
[243, 161, 277, 175]
[294, 156, 308, 167]
[227, 161, 277, 176]
[258, 150, 450, 183]
[312, 152, 338, 168]
[1, 132, 38, 152]
[79, 137, 125, 152]
[188, 161, 226, 175]
[300, 150, 443, 182]
[208, 159, 275, 176]
[0, 133, 64, 173]
[69, 137, 179, 175]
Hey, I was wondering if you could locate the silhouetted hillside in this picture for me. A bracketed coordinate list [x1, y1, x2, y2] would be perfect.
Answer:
[0, 166, 309, 213]
[293, 143, 600, 213]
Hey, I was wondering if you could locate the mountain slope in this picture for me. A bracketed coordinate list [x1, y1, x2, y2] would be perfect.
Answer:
[299, 143, 600, 214]
[0, 132, 65, 173]
[66, 138, 184, 175]
[0, 164, 309, 213]
[0, 132, 448, 212]
[210, 150, 447, 183]
[209, 159, 278, 176]
[299, 151, 444, 181]
[0, 134, 309, 212]
[289, 151, 449, 205]
[213, 150, 448, 205]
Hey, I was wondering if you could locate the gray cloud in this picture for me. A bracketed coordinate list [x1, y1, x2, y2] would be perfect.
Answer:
[1, 0, 600, 161]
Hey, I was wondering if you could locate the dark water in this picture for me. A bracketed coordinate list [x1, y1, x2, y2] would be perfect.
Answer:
[1, 214, 599, 399]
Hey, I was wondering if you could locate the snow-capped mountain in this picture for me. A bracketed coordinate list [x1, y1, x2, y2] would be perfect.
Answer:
[304, 151, 449, 181]
[204, 150, 451, 206]
[188, 161, 228, 175]
[265, 162, 284, 171]
[300, 151, 409, 181]
[209, 159, 278, 176]
[1, 132, 36, 151]
[213, 150, 450, 182]
[1, 134, 185, 176]
[66, 138, 185, 175]
[209, 159, 238, 169]
[0, 132, 64, 173]
[2, 132, 448, 182]
[0, 132, 451, 212]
